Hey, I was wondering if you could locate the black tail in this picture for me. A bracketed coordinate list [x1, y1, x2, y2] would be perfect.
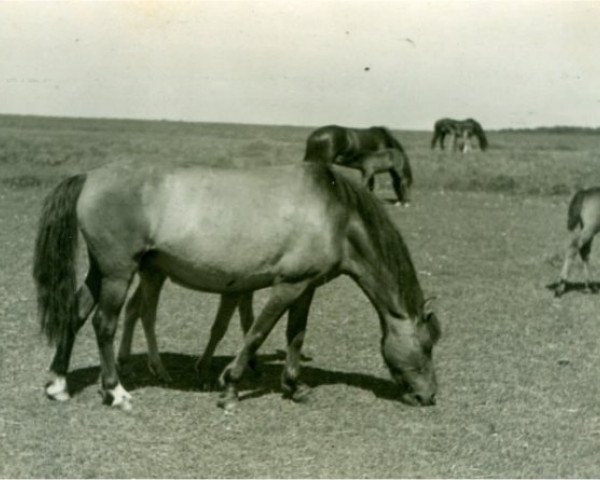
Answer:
[567, 190, 585, 231]
[33, 174, 87, 345]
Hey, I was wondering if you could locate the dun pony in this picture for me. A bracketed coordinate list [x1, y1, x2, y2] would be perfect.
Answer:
[554, 187, 600, 297]
[34, 161, 440, 412]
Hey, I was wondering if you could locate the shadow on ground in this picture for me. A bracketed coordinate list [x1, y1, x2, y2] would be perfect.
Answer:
[67, 351, 401, 402]
[546, 280, 600, 296]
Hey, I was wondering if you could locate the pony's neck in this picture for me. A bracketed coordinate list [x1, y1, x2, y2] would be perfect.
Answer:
[349, 239, 423, 321]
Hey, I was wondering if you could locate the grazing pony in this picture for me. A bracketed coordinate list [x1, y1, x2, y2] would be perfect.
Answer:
[431, 118, 488, 152]
[554, 187, 600, 297]
[33, 162, 440, 411]
[304, 125, 412, 205]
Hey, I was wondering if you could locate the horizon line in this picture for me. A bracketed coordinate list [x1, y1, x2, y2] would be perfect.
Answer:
[0, 111, 598, 133]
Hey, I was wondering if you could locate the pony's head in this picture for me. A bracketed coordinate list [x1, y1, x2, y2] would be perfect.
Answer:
[381, 301, 441, 406]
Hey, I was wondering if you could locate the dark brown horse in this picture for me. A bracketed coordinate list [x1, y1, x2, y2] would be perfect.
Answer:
[34, 161, 440, 411]
[431, 118, 488, 152]
[304, 125, 412, 205]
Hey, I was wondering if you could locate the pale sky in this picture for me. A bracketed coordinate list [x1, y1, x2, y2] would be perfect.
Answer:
[1, 0, 599, 129]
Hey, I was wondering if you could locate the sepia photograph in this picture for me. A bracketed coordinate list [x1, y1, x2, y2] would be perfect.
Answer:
[1, 0, 599, 477]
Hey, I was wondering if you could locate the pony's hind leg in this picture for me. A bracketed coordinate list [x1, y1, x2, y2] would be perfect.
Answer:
[281, 287, 315, 402]
[218, 281, 311, 411]
[46, 263, 100, 401]
[117, 283, 142, 370]
[137, 269, 169, 382]
[93, 276, 133, 410]
[580, 238, 596, 293]
[556, 235, 580, 296]
[195, 293, 241, 389]
[557, 227, 596, 296]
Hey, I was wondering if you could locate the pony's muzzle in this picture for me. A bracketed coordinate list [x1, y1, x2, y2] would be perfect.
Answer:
[401, 391, 436, 407]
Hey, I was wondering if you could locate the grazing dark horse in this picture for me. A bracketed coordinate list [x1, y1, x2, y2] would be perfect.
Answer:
[33, 161, 440, 411]
[431, 118, 488, 152]
[304, 125, 412, 205]
[336, 149, 412, 205]
[554, 188, 600, 297]
[118, 285, 255, 385]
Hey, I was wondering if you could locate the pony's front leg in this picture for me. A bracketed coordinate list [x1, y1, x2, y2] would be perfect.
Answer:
[238, 293, 258, 372]
[281, 287, 315, 403]
[556, 237, 578, 296]
[360, 162, 375, 192]
[218, 282, 310, 411]
[580, 238, 597, 293]
[93, 277, 132, 411]
[389, 169, 409, 207]
[360, 168, 376, 192]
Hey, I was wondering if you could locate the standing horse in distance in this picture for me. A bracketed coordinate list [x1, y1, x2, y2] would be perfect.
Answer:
[554, 187, 600, 297]
[304, 125, 413, 205]
[33, 161, 441, 412]
[431, 118, 488, 152]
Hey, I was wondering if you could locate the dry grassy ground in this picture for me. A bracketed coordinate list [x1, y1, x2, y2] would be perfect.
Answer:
[1, 115, 599, 477]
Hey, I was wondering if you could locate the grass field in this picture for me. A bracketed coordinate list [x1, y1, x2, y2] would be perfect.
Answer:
[1, 115, 600, 477]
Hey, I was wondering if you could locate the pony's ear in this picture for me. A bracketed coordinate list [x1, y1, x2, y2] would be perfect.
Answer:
[423, 296, 437, 314]
[424, 310, 441, 344]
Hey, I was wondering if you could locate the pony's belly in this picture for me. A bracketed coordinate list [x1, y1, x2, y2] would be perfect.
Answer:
[146, 250, 278, 293]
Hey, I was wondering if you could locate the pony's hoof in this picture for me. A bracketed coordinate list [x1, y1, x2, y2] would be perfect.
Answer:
[195, 365, 217, 391]
[200, 381, 216, 392]
[45, 376, 70, 401]
[102, 384, 132, 411]
[198, 375, 218, 392]
[291, 383, 312, 403]
[553, 281, 566, 297]
[217, 394, 238, 412]
[148, 362, 173, 383]
[282, 379, 312, 403]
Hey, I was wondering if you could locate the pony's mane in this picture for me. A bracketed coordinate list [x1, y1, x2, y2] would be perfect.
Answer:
[312, 164, 424, 316]
[372, 127, 407, 154]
